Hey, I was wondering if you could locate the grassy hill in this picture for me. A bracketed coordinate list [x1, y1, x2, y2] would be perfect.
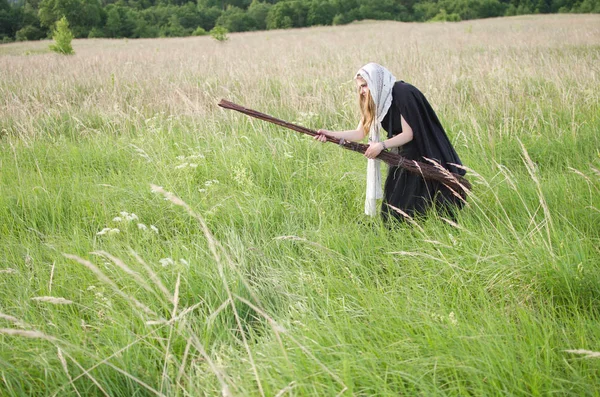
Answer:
[1, 15, 599, 396]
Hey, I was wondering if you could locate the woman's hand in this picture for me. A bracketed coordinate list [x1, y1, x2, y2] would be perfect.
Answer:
[364, 142, 384, 159]
[314, 129, 331, 143]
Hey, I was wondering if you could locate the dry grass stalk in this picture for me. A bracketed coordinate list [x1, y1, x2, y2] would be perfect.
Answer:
[57, 348, 82, 397]
[63, 253, 159, 319]
[56, 349, 111, 397]
[234, 294, 347, 391]
[175, 338, 193, 387]
[54, 323, 172, 396]
[518, 139, 554, 252]
[150, 184, 265, 396]
[31, 296, 73, 304]
[187, 333, 233, 397]
[564, 349, 600, 358]
[274, 381, 297, 397]
[130, 249, 174, 303]
[92, 251, 154, 294]
[273, 235, 350, 259]
[0, 312, 30, 328]
[441, 217, 465, 230]
[98, 358, 166, 396]
[206, 298, 232, 325]
[0, 328, 57, 342]
[160, 272, 181, 394]
[385, 203, 425, 233]
[49, 261, 55, 294]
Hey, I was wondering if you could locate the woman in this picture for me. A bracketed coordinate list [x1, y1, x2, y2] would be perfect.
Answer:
[316, 63, 466, 222]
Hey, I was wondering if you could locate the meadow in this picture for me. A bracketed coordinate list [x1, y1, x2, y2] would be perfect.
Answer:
[1, 14, 599, 396]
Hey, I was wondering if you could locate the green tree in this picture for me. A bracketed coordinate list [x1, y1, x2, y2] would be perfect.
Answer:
[266, 1, 307, 29]
[195, 6, 222, 30]
[0, 0, 21, 41]
[307, 0, 337, 25]
[49, 15, 74, 54]
[358, 0, 409, 21]
[209, 24, 228, 40]
[247, 0, 270, 30]
[192, 26, 207, 35]
[16, 25, 46, 40]
[216, 5, 256, 31]
[39, 0, 103, 37]
[430, 8, 461, 21]
[162, 14, 188, 36]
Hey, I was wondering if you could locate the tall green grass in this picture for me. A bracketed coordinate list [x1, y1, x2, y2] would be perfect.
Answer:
[1, 15, 600, 396]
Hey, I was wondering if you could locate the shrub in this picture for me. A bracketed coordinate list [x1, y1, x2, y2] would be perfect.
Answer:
[192, 26, 207, 36]
[430, 9, 461, 22]
[332, 13, 349, 25]
[88, 27, 104, 38]
[15, 25, 46, 41]
[49, 16, 74, 55]
[209, 25, 228, 41]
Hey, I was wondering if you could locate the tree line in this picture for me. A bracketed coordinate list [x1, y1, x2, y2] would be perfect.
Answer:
[1, 0, 599, 43]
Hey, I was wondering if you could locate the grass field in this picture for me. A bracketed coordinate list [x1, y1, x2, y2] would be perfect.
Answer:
[1, 14, 600, 396]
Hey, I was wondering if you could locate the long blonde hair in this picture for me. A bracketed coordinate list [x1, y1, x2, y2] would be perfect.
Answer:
[359, 90, 376, 137]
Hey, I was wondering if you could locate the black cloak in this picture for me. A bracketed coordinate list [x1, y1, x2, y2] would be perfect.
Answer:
[380, 81, 465, 221]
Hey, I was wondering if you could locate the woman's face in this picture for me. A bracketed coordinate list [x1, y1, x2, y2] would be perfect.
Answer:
[356, 77, 369, 98]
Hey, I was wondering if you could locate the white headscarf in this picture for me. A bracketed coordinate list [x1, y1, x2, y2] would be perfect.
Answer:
[356, 63, 396, 216]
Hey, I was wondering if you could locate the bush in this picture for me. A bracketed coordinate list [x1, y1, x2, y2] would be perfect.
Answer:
[161, 14, 188, 37]
[192, 26, 207, 36]
[49, 16, 74, 55]
[332, 13, 349, 25]
[209, 25, 228, 41]
[215, 6, 256, 32]
[248, 0, 271, 30]
[16, 25, 46, 41]
[430, 9, 461, 22]
[87, 27, 104, 38]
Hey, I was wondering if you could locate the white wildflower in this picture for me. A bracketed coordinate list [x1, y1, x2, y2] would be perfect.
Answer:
[189, 163, 198, 168]
[198, 188, 207, 193]
[119, 211, 129, 217]
[96, 228, 111, 236]
[108, 228, 120, 235]
[112, 216, 123, 222]
[127, 213, 138, 221]
[159, 258, 174, 267]
[87, 285, 96, 291]
[448, 233, 458, 246]
[137, 223, 148, 231]
[176, 155, 186, 161]
[150, 225, 159, 233]
[175, 163, 188, 169]
[179, 259, 189, 266]
[233, 165, 255, 188]
[449, 312, 458, 326]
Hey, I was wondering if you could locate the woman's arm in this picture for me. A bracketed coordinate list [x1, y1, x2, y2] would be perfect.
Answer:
[364, 115, 414, 159]
[315, 121, 365, 143]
